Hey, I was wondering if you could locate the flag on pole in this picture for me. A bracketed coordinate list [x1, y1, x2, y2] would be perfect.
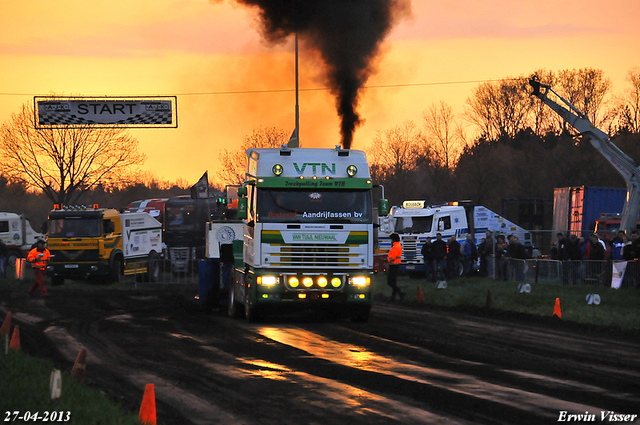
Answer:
[287, 127, 299, 148]
[190, 172, 209, 199]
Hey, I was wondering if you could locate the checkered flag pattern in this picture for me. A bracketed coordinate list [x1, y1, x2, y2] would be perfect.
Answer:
[35, 97, 177, 128]
[39, 110, 172, 126]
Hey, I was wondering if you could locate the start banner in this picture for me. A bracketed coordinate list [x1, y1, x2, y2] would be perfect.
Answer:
[34, 96, 177, 128]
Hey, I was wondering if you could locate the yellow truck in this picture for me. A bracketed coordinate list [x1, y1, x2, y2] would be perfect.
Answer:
[46, 205, 162, 284]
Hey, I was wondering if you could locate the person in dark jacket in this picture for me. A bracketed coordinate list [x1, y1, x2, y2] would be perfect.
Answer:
[563, 234, 583, 285]
[431, 233, 448, 281]
[0, 239, 7, 279]
[421, 238, 435, 282]
[506, 236, 528, 281]
[477, 238, 487, 277]
[482, 230, 495, 278]
[587, 234, 606, 284]
[461, 233, 477, 277]
[446, 236, 461, 279]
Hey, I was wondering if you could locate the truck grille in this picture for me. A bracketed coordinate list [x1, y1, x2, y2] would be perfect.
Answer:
[262, 243, 367, 268]
[401, 236, 418, 262]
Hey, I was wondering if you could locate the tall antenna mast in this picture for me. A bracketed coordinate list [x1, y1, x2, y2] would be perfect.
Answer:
[294, 32, 300, 147]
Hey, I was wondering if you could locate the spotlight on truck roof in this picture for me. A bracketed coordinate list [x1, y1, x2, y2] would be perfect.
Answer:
[346, 165, 358, 177]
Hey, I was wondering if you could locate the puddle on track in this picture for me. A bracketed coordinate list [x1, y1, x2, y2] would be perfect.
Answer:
[256, 326, 607, 417]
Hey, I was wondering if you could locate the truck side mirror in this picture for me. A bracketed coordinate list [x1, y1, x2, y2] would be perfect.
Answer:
[378, 199, 389, 217]
[237, 186, 247, 197]
[237, 198, 248, 220]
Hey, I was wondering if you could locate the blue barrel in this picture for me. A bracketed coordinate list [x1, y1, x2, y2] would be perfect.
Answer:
[198, 259, 220, 307]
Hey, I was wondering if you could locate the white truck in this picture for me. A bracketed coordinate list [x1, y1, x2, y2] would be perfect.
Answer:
[0, 212, 45, 276]
[227, 145, 387, 322]
[377, 201, 532, 274]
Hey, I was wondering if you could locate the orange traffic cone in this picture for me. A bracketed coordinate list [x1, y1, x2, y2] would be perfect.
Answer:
[71, 348, 87, 382]
[553, 298, 562, 318]
[138, 384, 157, 425]
[486, 290, 493, 309]
[9, 325, 20, 351]
[416, 285, 424, 303]
[0, 311, 11, 335]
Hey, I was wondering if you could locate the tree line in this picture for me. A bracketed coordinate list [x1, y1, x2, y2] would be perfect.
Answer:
[2, 67, 639, 233]
[368, 67, 640, 212]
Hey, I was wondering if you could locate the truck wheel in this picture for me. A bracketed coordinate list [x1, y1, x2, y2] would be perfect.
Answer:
[245, 302, 261, 323]
[110, 259, 121, 283]
[147, 251, 160, 282]
[51, 276, 65, 286]
[227, 286, 242, 318]
[6, 252, 18, 278]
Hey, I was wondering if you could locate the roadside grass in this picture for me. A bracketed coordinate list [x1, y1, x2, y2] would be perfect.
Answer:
[0, 350, 140, 425]
[372, 273, 640, 331]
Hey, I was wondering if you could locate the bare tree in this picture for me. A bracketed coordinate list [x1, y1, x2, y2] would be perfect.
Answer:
[557, 67, 612, 129]
[0, 102, 146, 206]
[421, 101, 468, 171]
[367, 121, 421, 204]
[217, 126, 289, 186]
[614, 67, 640, 133]
[367, 121, 420, 177]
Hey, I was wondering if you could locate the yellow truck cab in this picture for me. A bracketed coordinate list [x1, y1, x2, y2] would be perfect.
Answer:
[47, 205, 162, 285]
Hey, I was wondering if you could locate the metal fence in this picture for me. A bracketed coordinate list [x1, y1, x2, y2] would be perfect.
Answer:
[125, 259, 201, 286]
[493, 258, 638, 288]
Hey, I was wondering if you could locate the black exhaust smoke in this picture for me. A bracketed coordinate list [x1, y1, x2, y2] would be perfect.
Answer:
[217, 0, 411, 149]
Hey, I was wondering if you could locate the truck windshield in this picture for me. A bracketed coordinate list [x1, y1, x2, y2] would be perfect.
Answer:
[257, 189, 371, 223]
[48, 218, 102, 237]
[395, 216, 433, 234]
[165, 205, 196, 227]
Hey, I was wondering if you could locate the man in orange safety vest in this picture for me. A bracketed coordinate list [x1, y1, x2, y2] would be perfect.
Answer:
[387, 233, 405, 301]
[27, 240, 51, 297]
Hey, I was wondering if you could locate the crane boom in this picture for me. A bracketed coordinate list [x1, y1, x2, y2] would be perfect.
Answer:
[529, 77, 640, 234]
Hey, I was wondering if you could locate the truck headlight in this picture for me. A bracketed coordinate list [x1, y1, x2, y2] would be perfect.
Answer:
[257, 275, 279, 286]
[349, 276, 370, 286]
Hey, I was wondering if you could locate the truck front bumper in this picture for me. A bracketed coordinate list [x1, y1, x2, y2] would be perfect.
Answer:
[48, 262, 110, 279]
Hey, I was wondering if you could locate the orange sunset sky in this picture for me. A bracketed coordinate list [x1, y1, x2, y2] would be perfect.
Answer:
[1, 0, 640, 186]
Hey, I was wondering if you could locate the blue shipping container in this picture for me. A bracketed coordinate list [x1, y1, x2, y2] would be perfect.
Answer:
[553, 186, 627, 237]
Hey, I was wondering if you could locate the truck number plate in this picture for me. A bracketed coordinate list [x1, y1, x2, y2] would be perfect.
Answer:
[406, 265, 415, 270]
[64, 265, 79, 269]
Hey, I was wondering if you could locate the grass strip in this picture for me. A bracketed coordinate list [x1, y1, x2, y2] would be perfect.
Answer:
[373, 274, 640, 330]
[0, 350, 140, 425]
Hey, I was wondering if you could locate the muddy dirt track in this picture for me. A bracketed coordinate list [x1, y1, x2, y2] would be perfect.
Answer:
[2, 286, 639, 425]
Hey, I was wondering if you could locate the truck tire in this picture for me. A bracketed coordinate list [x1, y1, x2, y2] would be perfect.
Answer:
[110, 259, 121, 283]
[6, 251, 19, 279]
[244, 301, 261, 323]
[227, 286, 243, 318]
[147, 251, 160, 282]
